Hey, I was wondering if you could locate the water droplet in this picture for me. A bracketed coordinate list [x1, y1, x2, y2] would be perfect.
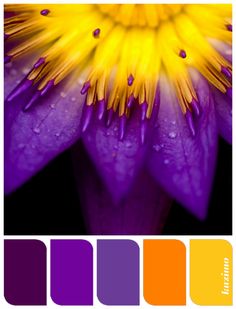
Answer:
[113, 126, 118, 132]
[171, 120, 176, 125]
[60, 91, 67, 98]
[16, 80, 21, 84]
[71, 96, 76, 102]
[152, 144, 161, 152]
[10, 69, 17, 76]
[5, 62, 12, 68]
[168, 132, 177, 139]
[113, 145, 118, 150]
[55, 132, 60, 137]
[164, 159, 169, 165]
[33, 127, 40, 134]
[22, 67, 29, 75]
[50, 103, 55, 109]
[125, 141, 132, 148]
[160, 143, 165, 148]
[18, 143, 25, 149]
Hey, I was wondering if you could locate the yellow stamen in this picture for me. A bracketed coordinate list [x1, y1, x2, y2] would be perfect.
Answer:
[4, 4, 232, 119]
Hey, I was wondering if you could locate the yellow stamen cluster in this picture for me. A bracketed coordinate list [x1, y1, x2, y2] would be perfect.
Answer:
[4, 4, 232, 118]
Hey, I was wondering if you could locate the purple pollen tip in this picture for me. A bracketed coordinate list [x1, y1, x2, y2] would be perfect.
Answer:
[23, 91, 41, 111]
[191, 98, 200, 117]
[127, 94, 135, 108]
[226, 24, 232, 32]
[127, 74, 134, 86]
[141, 101, 148, 121]
[82, 105, 93, 132]
[97, 99, 105, 120]
[93, 28, 100, 38]
[80, 81, 90, 95]
[34, 57, 45, 69]
[179, 49, 187, 58]
[4, 55, 12, 64]
[185, 110, 196, 137]
[6, 79, 33, 102]
[106, 108, 113, 127]
[140, 121, 148, 145]
[40, 9, 50, 16]
[41, 79, 54, 96]
[221, 66, 232, 79]
[119, 115, 127, 141]
[226, 87, 232, 99]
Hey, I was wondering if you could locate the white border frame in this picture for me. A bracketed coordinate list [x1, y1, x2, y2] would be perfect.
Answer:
[0, 1, 235, 308]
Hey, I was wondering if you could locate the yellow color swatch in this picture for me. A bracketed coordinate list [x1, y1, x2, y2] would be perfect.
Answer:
[190, 239, 232, 305]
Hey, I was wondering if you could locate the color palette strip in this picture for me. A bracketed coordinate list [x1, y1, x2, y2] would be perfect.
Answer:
[3, 239, 233, 306]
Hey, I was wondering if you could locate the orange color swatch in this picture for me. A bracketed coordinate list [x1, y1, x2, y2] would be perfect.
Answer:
[143, 239, 186, 305]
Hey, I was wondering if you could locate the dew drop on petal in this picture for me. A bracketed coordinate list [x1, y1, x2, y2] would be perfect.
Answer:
[164, 159, 169, 165]
[125, 141, 132, 148]
[152, 144, 161, 152]
[10, 69, 17, 76]
[22, 67, 30, 75]
[168, 132, 177, 139]
[18, 143, 25, 149]
[5, 62, 12, 68]
[33, 127, 41, 134]
[50, 103, 56, 109]
[60, 91, 67, 98]
[71, 96, 76, 102]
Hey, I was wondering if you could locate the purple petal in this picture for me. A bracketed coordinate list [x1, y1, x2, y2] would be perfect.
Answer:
[147, 75, 218, 219]
[71, 143, 172, 235]
[82, 98, 159, 203]
[208, 39, 232, 63]
[5, 63, 84, 194]
[212, 87, 232, 143]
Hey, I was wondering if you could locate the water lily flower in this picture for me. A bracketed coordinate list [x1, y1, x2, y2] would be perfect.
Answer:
[4, 4, 232, 234]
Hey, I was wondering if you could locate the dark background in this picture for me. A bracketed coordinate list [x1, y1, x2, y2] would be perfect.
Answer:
[4, 138, 232, 235]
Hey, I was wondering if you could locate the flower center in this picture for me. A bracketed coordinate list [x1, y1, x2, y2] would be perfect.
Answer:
[96, 4, 184, 28]
[4, 4, 232, 137]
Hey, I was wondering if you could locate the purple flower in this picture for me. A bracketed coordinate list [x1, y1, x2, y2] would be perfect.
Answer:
[4, 4, 232, 234]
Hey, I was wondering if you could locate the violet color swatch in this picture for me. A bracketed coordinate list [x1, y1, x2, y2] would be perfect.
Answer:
[97, 239, 140, 305]
[4, 239, 47, 305]
[50, 239, 93, 305]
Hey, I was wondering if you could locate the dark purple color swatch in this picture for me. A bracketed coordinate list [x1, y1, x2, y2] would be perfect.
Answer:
[97, 239, 140, 305]
[51, 240, 93, 305]
[4, 239, 47, 305]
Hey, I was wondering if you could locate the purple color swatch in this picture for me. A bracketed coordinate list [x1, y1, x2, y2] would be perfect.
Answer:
[97, 239, 140, 305]
[4, 239, 47, 305]
[51, 240, 93, 305]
